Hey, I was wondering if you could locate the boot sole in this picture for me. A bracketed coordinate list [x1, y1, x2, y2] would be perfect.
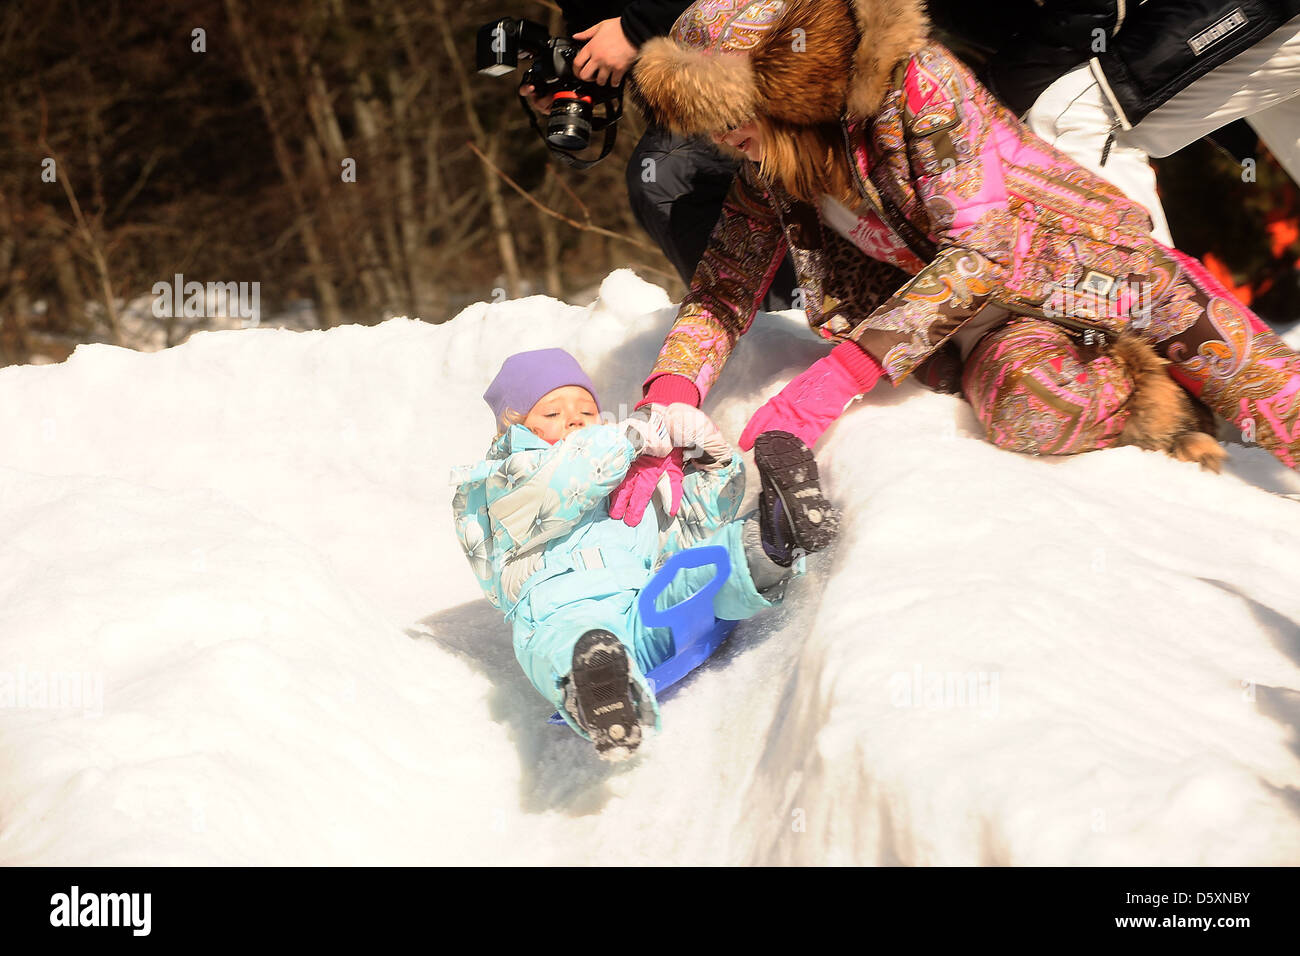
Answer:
[569, 630, 642, 759]
[752, 431, 839, 556]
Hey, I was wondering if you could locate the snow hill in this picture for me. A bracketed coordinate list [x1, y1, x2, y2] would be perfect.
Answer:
[1, 269, 1298, 865]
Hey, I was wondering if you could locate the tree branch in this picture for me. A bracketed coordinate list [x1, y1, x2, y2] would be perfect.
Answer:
[466, 140, 657, 255]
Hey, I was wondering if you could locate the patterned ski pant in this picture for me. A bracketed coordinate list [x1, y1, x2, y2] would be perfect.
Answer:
[962, 246, 1300, 469]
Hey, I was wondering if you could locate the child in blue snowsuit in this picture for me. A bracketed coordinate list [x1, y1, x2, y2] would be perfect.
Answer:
[451, 348, 795, 759]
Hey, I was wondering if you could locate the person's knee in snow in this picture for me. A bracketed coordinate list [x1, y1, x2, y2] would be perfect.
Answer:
[962, 318, 1227, 469]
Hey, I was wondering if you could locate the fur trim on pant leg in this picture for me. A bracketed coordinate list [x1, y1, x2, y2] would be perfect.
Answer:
[1110, 332, 1227, 473]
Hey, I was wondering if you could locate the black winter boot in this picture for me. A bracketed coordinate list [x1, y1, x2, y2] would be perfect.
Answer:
[752, 431, 839, 566]
[563, 630, 643, 760]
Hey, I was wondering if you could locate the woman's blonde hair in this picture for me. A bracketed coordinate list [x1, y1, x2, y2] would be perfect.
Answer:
[755, 117, 859, 208]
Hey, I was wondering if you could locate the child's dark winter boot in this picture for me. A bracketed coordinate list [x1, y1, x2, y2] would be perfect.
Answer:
[564, 630, 643, 760]
[752, 430, 839, 566]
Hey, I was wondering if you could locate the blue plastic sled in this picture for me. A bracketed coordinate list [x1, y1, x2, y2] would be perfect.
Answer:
[547, 545, 739, 725]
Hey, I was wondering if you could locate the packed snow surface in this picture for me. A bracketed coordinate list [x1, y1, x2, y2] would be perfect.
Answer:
[1, 269, 1298, 865]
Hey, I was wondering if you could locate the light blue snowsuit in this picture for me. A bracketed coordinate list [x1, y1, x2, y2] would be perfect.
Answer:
[451, 423, 776, 738]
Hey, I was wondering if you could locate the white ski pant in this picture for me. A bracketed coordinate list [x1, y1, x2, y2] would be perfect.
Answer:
[1026, 14, 1300, 247]
[1027, 66, 1175, 244]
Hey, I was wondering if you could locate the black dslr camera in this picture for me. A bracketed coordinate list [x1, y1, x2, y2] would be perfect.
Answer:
[476, 17, 624, 168]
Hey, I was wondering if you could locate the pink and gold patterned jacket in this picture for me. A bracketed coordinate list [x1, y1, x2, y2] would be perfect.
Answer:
[648, 41, 1161, 400]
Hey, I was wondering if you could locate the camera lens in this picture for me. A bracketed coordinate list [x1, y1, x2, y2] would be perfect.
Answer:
[547, 92, 592, 150]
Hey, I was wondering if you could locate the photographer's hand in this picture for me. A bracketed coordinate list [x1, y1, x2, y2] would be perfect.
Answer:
[518, 84, 555, 114]
[572, 17, 637, 86]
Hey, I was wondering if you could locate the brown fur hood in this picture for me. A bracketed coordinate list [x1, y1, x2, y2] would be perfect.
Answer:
[630, 0, 929, 134]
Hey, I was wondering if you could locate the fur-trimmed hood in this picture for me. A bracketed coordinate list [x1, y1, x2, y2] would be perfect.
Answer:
[630, 0, 929, 133]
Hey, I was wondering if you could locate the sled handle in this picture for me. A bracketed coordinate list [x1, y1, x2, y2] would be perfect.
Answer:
[637, 545, 730, 653]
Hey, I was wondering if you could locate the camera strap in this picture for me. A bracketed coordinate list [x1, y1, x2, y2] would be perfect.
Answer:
[516, 94, 619, 170]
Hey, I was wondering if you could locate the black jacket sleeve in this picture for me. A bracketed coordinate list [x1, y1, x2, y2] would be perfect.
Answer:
[619, 0, 693, 45]
[558, 0, 690, 44]
[1033, 0, 1122, 51]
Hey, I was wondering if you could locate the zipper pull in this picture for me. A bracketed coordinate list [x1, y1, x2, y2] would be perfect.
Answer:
[1100, 123, 1119, 167]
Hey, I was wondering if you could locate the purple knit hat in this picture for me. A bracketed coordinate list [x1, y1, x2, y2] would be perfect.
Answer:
[483, 348, 600, 430]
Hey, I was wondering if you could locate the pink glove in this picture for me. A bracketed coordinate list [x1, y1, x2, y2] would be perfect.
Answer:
[739, 342, 885, 451]
[608, 448, 684, 526]
[606, 372, 697, 526]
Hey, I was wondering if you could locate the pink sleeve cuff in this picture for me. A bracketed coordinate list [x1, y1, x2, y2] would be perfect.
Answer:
[638, 373, 701, 410]
[829, 341, 885, 393]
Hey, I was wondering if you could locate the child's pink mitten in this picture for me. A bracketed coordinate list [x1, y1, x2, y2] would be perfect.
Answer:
[608, 448, 684, 526]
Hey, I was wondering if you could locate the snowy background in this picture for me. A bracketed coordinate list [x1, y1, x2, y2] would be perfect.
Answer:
[1, 269, 1298, 865]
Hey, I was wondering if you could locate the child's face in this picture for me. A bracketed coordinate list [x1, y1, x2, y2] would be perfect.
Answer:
[523, 385, 599, 444]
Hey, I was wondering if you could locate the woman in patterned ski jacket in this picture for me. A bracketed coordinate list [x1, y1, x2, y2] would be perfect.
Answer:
[606, 0, 1300, 526]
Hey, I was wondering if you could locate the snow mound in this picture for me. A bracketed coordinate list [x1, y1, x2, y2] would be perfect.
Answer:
[1, 270, 1297, 864]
